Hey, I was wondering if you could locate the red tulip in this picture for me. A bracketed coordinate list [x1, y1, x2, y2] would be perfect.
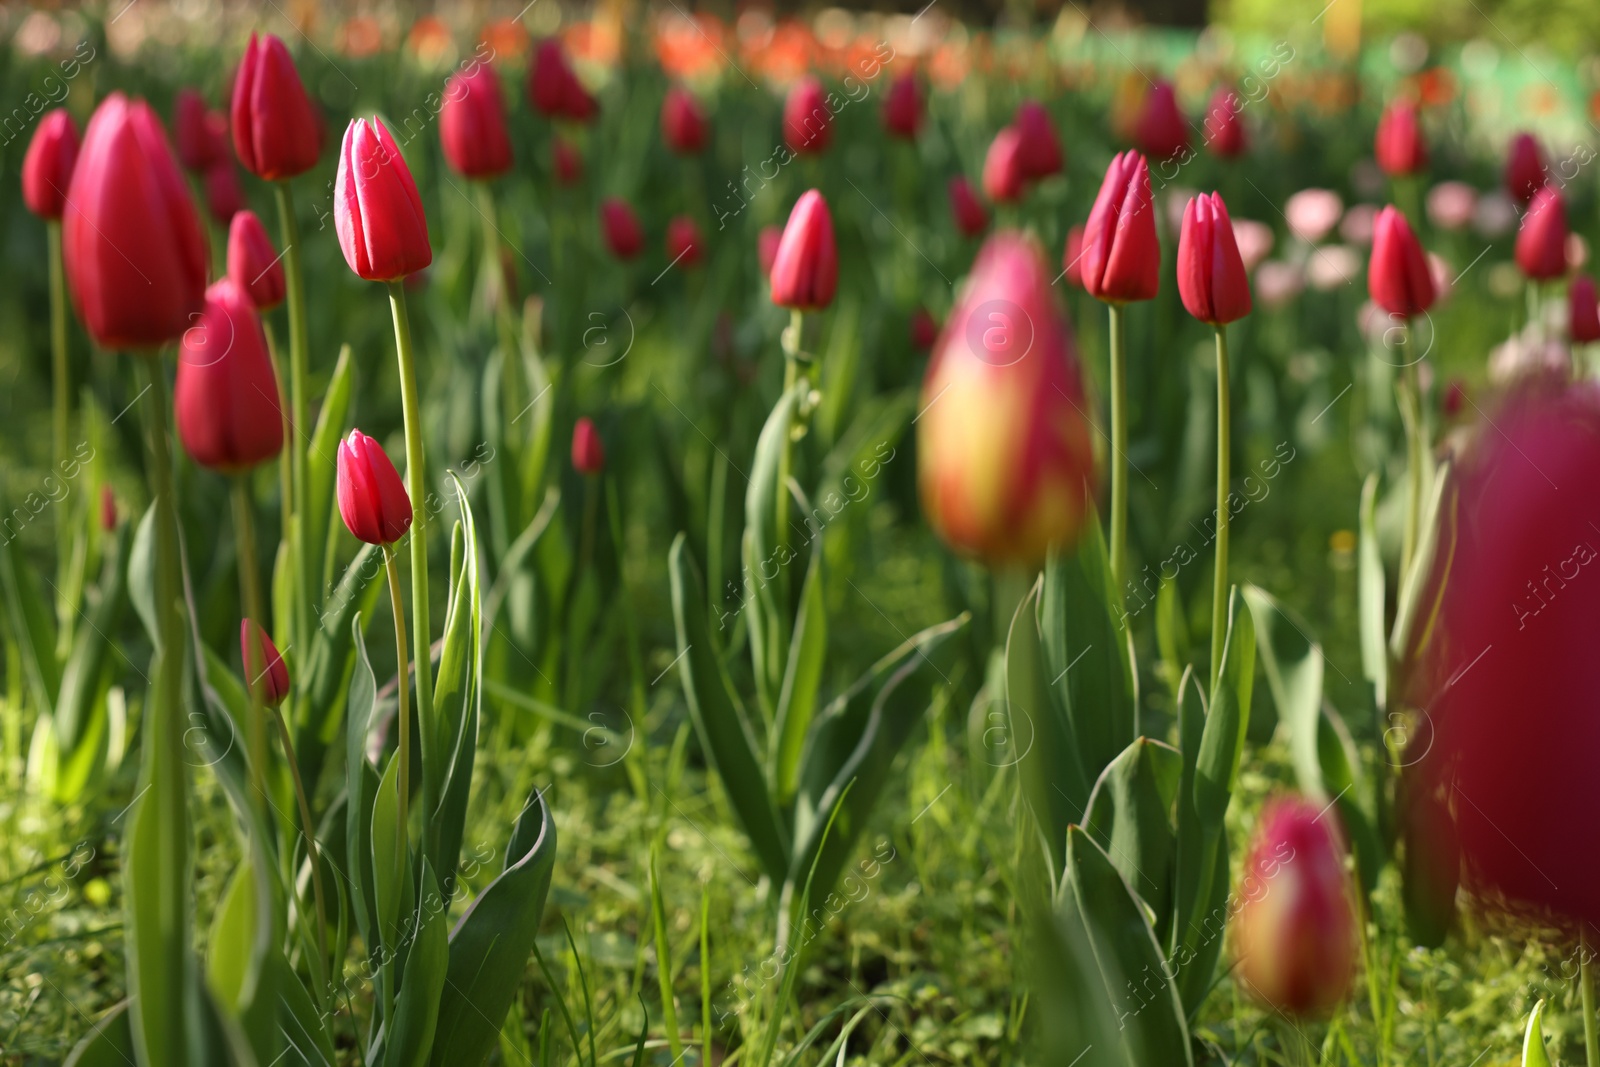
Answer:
[572, 416, 605, 474]
[552, 136, 583, 186]
[1014, 100, 1062, 180]
[231, 32, 321, 181]
[917, 232, 1097, 566]
[1135, 81, 1189, 163]
[336, 429, 412, 545]
[175, 89, 226, 172]
[240, 618, 290, 706]
[334, 117, 433, 282]
[175, 278, 284, 472]
[1178, 192, 1252, 326]
[21, 110, 79, 220]
[769, 189, 837, 311]
[1062, 224, 1085, 288]
[1203, 88, 1246, 158]
[1571, 275, 1600, 343]
[666, 215, 702, 268]
[100, 485, 118, 532]
[661, 86, 708, 154]
[1081, 151, 1160, 303]
[1375, 99, 1427, 177]
[600, 198, 644, 260]
[1441, 377, 1467, 418]
[882, 72, 923, 140]
[982, 126, 1027, 205]
[948, 176, 988, 237]
[440, 64, 512, 179]
[227, 210, 285, 310]
[783, 75, 832, 155]
[1515, 186, 1568, 281]
[63, 93, 208, 350]
[1367, 206, 1435, 318]
[1231, 797, 1358, 1017]
[1504, 132, 1547, 204]
[910, 307, 939, 350]
[529, 38, 596, 122]
[203, 161, 244, 226]
[758, 225, 782, 277]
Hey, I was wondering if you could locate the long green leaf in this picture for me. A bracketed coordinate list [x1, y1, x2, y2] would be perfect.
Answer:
[1083, 737, 1181, 933]
[0, 491, 62, 717]
[743, 385, 804, 718]
[64, 1002, 136, 1067]
[1194, 588, 1255, 829]
[771, 543, 826, 806]
[1357, 473, 1387, 711]
[430, 475, 483, 895]
[307, 344, 354, 598]
[1006, 579, 1083, 868]
[383, 861, 451, 1067]
[1522, 999, 1553, 1067]
[54, 522, 128, 755]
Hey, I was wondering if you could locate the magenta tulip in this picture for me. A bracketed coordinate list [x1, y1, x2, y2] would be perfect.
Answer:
[337, 429, 413, 545]
[769, 189, 837, 311]
[231, 32, 321, 180]
[1081, 151, 1160, 303]
[21, 109, 79, 220]
[334, 117, 433, 282]
[440, 64, 512, 179]
[175, 278, 284, 472]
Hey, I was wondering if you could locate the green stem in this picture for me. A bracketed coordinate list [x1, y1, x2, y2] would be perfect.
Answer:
[384, 546, 412, 862]
[476, 181, 519, 367]
[268, 699, 330, 994]
[263, 320, 295, 605]
[272, 181, 312, 659]
[1583, 931, 1599, 1067]
[47, 221, 69, 497]
[1397, 340, 1424, 583]
[1210, 326, 1231, 692]
[231, 479, 269, 807]
[777, 309, 804, 552]
[1107, 301, 1129, 600]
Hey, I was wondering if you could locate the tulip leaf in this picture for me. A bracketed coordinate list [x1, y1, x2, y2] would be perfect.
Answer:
[123, 721, 189, 1067]
[204, 844, 279, 1059]
[1399, 766, 1459, 949]
[345, 614, 382, 965]
[274, 952, 338, 1067]
[1194, 587, 1254, 829]
[128, 503, 158, 650]
[1083, 737, 1181, 934]
[383, 860, 450, 1067]
[1036, 897, 1139, 1067]
[298, 541, 383, 791]
[1522, 999, 1553, 1067]
[1390, 460, 1455, 667]
[1009, 578, 1087, 868]
[430, 475, 482, 896]
[0, 491, 62, 717]
[771, 541, 827, 807]
[54, 522, 128, 756]
[744, 384, 804, 719]
[1357, 473, 1387, 712]
[1170, 666, 1207, 968]
[307, 343, 354, 598]
[1155, 577, 1190, 703]
[371, 748, 407, 1020]
[1241, 585, 1324, 801]
[63, 1002, 136, 1067]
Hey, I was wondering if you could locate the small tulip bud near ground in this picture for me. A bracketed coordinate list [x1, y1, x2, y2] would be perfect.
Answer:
[239, 618, 290, 707]
[1504, 131, 1547, 204]
[1516, 187, 1569, 281]
[232, 32, 321, 180]
[600, 198, 644, 261]
[982, 127, 1027, 205]
[1376, 98, 1427, 177]
[1368, 206, 1436, 318]
[337, 430, 413, 546]
[1081, 151, 1160, 303]
[175, 279, 284, 473]
[783, 76, 832, 155]
[769, 190, 837, 311]
[21, 109, 79, 220]
[882, 72, 923, 140]
[572, 417, 606, 475]
[1135, 80, 1189, 163]
[440, 64, 512, 179]
[227, 210, 285, 310]
[1013, 100, 1062, 180]
[661, 86, 708, 154]
[334, 117, 433, 282]
[948, 176, 988, 237]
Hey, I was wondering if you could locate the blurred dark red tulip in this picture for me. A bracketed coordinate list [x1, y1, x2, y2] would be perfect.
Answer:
[175, 89, 227, 172]
[1231, 797, 1358, 1017]
[240, 618, 290, 706]
[882, 72, 923, 140]
[21, 110, 79, 220]
[758, 225, 782, 277]
[231, 32, 321, 181]
[982, 126, 1027, 205]
[1442, 377, 1468, 418]
[667, 215, 702, 268]
[1368, 206, 1435, 318]
[769, 189, 837, 311]
[552, 136, 583, 186]
[1375, 99, 1427, 178]
[203, 161, 244, 226]
[910, 307, 939, 350]
[100, 485, 117, 531]
[783, 75, 832, 155]
[530, 38, 595, 122]
[1178, 192, 1252, 326]
[1203, 88, 1246, 158]
[334, 117, 433, 282]
[917, 232, 1097, 566]
[1062, 224, 1085, 288]
[1504, 132, 1547, 204]
[175, 278, 284, 473]
[227, 210, 285, 311]
[661, 86, 708, 154]
[572, 417, 606, 474]
[440, 64, 512, 179]
[600, 198, 644, 260]
[1515, 186, 1568, 281]
[1135, 81, 1189, 163]
[1571, 275, 1600, 343]
[1081, 150, 1160, 303]
[1013, 100, 1062, 180]
[948, 176, 988, 238]
[63, 93, 208, 350]
[337, 429, 412, 545]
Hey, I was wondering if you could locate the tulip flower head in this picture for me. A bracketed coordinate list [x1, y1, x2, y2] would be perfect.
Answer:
[21, 109, 79, 220]
[240, 618, 290, 707]
[783, 76, 832, 155]
[1367, 206, 1436, 319]
[1135, 80, 1190, 163]
[982, 126, 1027, 205]
[1571, 275, 1600, 344]
[334, 117, 433, 282]
[910, 307, 939, 350]
[552, 136, 583, 186]
[769, 189, 837, 311]
[1203, 88, 1246, 158]
[600, 198, 644, 261]
[440, 64, 512, 179]
[530, 38, 596, 122]
[882, 72, 923, 140]
[758, 225, 782, 277]
[1441, 378, 1468, 419]
[232, 33, 322, 180]
[1504, 132, 1547, 204]
[572, 417, 605, 475]
[337, 430, 413, 545]
[63, 93, 208, 350]
[1081, 151, 1160, 303]
[175, 278, 284, 473]
[175, 88, 228, 172]
[1285, 188, 1344, 245]
[227, 210, 286, 310]
[666, 216, 702, 269]
[948, 176, 989, 238]
[203, 161, 244, 226]
[1178, 192, 1252, 326]
[661, 86, 708, 154]
[1013, 100, 1062, 179]
[1375, 99, 1427, 177]
[1516, 186, 1569, 281]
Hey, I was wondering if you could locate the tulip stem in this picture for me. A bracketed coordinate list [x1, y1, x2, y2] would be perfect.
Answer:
[1107, 301, 1129, 600]
[383, 544, 411, 864]
[269, 694, 330, 996]
[273, 181, 313, 667]
[47, 221, 70, 518]
[1397, 340, 1424, 583]
[777, 309, 804, 553]
[231, 479, 270, 808]
[1583, 931, 1599, 1067]
[1210, 326, 1231, 692]
[263, 321, 296, 606]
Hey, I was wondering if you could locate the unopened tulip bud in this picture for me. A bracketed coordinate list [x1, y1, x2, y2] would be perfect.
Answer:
[1203, 88, 1246, 158]
[572, 417, 605, 474]
[240, 618, 290, 706]
[769, 189, 837, 311]
[661, 86, 708, 154]
[440, 64, 512, 179]
[175, 278, 284, 473]
[227, 210, 285, 310]
[232, 32, 322, 180]
[337, 429, 413, 545]
[21, 110, 79, 220]
[882, 72, 923, 140]
[1516, 186, 1569, 281]
[1368, 206, 1436, 318]
[1081, 151, 1160, 303]
[1135, 80, 1189, 163]
[1178, 192, 1252, 326]
[1504, 132, 1547, 205]
[1571, 275, 1600, 344]
[1013, 100, 1062, 180]
[1375, 99, 1427, 177]
[600, 198, 644, 261]
[175, 89, 226, 172]
[666, 215, 702, 269]
[783, 75, 831, 155]
[948, 176, 988, 238]
[529, 39, 595, 122]
[203, 161, 244, 226]
[334, 117, 433, 281]
[982, 126, 1027, 204]
[552, 136, 582, 186]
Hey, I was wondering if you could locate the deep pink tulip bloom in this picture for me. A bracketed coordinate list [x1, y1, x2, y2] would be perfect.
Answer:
[1178, 192, 1252, 326]
[231, 32, 321, 180]
[1367, 206, 1436, 318]
[783, 76, 832, 155]
[334, 117, 433, 282]
[21, 109, 79, 220]
[337, 429, 413, 545]
[175, 278, 284, 472]
[227, 209, 285, 310]
[440, 64, 512, 179]
[1081, 151, 1160, 303]
[769, 189, 837, 311]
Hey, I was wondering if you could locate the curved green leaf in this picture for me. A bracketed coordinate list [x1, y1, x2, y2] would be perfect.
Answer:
[1522, 999, 1552, 1067]
[771, 543, 826, 806]
[1083, 737, 1181, 930]
[1008, 578, 1085, 868]
[383, 860, 450, 1067]
[64, 1002, 136, 1067]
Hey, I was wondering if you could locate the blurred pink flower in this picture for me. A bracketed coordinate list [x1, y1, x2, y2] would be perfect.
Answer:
[1568, 233, 1589, 272]
[1488, 332, 1571, 384]
[1231, 218, 1274, 272]
[1307, 245, 1360, 290]
[1471, 191, 1518, 239]
[1427, 252, 1453, 305]
[1339, 203, 1379, 245]
[1425, 181, 1477, 231]
[1254, 261, 1304, 309]
[1162, 185, 1198, 235]
[1285, 188, 1343, 244]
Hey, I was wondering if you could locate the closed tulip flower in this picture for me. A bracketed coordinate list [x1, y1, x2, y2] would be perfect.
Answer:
[440, 64, 512, 179]
[1203, 88, 1246, 158]
[1014, 100, 1062, 180]
[1375, 99, 1427, 177]
[227, 210, 285, 310]
[769, 189, 837, 311]
[239, 618, 290, 706]
[948, 176, 988, 237]
[917, 232, 1097, 566]
[552, 136, 583, 186]
[1178, 192, 1252, 325]
[1081, 151, 1160, 303]
[784, 76, 832, 155]
[1231, 797, 1358, 1017]
[203, 161, 244, 225]
[1504, 132, 1547, 204]
[661, 86, 708, 154]
[231, 32, 321, 180]
[334, 117, 433, 281]
[1135, 80, 1189, 163]
[1570, 275, 1600, 343]
[572, 417, 605, 474]
[21, 110, 79, 220]
[758, 225, 783, 277]
[1368, 206, 1435, 318]
[529, 39, 595, 122]
[1516, 186, 1568, 281]
[175, 278, 284, 472]
[63, 93, 208, 350]
[666, 216, 702, 268]
[337, 429, 413, 545]
[175, 88, 227, 172]
[982, 126, 1027, 204]
[600, 198, 644, 260]
[882, 72, 923, 140]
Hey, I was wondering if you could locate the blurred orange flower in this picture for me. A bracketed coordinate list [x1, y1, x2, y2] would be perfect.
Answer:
[336, 16, 383, 59]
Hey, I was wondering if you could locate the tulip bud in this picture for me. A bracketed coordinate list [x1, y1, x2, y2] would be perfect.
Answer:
[917, 232, 1097, 566]
[63, 93, 208, 350]
[440, 64, 512, 179]
[334, 117, 433, 282]
[661, 86, 708, 154]
[232, 32, 322, 181]
[337, 429, 413, 545]
[1441, 377, 1468, 418]
[882, 72, 923, 140]
[1231, 797, 1358, 1017]
[1571, 276, 1600, 344]
[1504, 132, 1548, 204]
[552, 136, 583, 186]
[982, 126, 1027, 205]
[21, 110, 79, 220]
[1375, 99, 1427, 177]
[1062, 225, 1085, 288]
[910, 307, 939, 350]
[948, 176, 988, 238]
[1203, 88, 1246, 158]
[100, 485, 118, 532]
[529, 39, 595, 122]
[175, 89, 225, 172]
[1177, 192, 1252, 326]
[1135, 81, 1190, 163]
[1367, 206, 1436, 318]
[1013, 100, 1062, 180]
[203, 161, 244, 226]
[600, 197, 644, 260]
[175, 278, 284, 473]
[1516, 186, 1568, 281]
[1081, 151, 1160, 303]
[783, 75, 832, 155]
[572, 417, 605, 474]
[769, 189, 837, 311]
[758, 225, 782, 277]
[240, 618, 290, 707]
[666, 215, 702, 269]
[227, 210, 285, 310]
